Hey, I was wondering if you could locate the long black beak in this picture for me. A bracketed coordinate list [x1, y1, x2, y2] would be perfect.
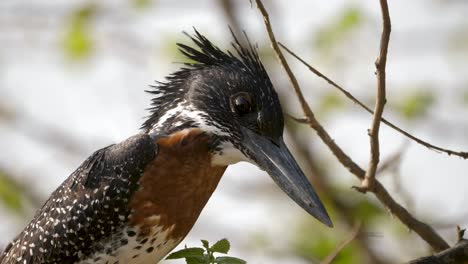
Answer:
[241, 128, 333, 227]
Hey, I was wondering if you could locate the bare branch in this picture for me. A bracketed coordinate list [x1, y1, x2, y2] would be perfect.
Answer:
[285, 124, 389, 264]
[254, 0, 450, 252]
[373, 181, 449, 251]
[278, 43, 468, 160]
[407, 227, 468, 264]
[356, 0, 391, 192]
[321, 223, 362, 264]
[253, 0, 314, 122]
[285, 113, 310, 124]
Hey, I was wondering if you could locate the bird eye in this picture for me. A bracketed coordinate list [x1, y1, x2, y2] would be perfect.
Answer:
[232, 92, 254, 116]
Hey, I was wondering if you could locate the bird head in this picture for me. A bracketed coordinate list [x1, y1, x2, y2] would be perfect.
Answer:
[142, 29, 332, 227]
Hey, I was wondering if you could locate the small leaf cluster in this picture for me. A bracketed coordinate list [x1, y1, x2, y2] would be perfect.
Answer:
[166, 238, 246, 264]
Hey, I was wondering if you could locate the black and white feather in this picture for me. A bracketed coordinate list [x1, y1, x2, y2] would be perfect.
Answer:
[0, 28, 286, 263]
[141, 29, 280, 138]
[0, 134, 157, 264]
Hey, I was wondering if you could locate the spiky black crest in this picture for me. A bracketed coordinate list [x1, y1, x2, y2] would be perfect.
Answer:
[141, 29, 270, 132]
[177, 29, 267, 77]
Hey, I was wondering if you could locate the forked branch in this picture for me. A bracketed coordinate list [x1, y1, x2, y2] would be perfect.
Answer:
[253, 0, 450, 253]
[407, 227, 468, 264]
[356, 0, 391, 193]
[277, 44, 468, 160]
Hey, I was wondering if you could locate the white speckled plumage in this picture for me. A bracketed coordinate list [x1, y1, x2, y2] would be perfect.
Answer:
[0, 28, 297, 264]
[79, 225, 178, 264]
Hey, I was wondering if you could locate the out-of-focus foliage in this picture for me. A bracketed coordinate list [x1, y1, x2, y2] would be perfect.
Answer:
[314, 7, 363, 53]
[461, 89, 468, 106]
[353, 199, 383, 223]
[393, 90, 435, 120]
[318, 90, 346, 116]
[244, 231, 269, 252]
[62, 4, 96, 60]
[332, 186, 386, 224]
[291, 184, 386, 263]
[132, 0, 153, 9]
[0, 172, 24, 212]
[293, 219, 363, 264]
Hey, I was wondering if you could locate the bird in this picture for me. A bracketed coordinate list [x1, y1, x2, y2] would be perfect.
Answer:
[0, 29, 332, 264]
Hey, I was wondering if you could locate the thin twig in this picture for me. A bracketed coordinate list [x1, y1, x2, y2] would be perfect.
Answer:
[286, 124, 389, 264]
[321, 223, 362, 264]
[254, 0, 450, 252]
[407, 241, 468, 263]
[286, 113, 310, 124]
[254, 0, 314, 121]
[356, 0, 391, 193]
[278, 43, 468, 159]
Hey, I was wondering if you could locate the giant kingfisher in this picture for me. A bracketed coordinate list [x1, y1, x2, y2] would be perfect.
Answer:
[0, 30, 332, 264]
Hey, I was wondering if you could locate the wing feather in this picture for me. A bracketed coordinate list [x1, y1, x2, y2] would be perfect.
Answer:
[0, 133, 157, 264]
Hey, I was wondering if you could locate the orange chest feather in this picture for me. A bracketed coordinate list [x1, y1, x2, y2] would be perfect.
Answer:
[128, 129, 227, 240]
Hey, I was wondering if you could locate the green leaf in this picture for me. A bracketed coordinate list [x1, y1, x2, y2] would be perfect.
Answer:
[215, 256, 247, 264]
[298, 232, 335, 259]
[62, 4, 96, 60]
[132, 0, 152, 9]
[63, 22, 92, 59]
[337, 7, 362, 32]
[395, 90, 434, 120]
[354, 199, 384, 222]
[210, 239, 230, 254]
[293, 213, 364, 264]
[319, 91, 346, 114]
[314, 7, 363, 51]
[201, 239, 210, 250]
[0, 173, 23, 211]
[73, 4, 96, 22]
[166, 247, 204, 260]
[186, 256, 207, 264]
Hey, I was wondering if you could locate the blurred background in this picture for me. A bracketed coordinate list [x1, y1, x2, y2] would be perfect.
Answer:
[1, 0, 468, 263]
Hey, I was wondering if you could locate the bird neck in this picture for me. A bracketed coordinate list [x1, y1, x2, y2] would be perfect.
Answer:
[129, 128, 227, 241]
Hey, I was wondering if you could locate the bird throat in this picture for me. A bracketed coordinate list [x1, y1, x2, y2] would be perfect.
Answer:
[128, 128, 227, 242]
